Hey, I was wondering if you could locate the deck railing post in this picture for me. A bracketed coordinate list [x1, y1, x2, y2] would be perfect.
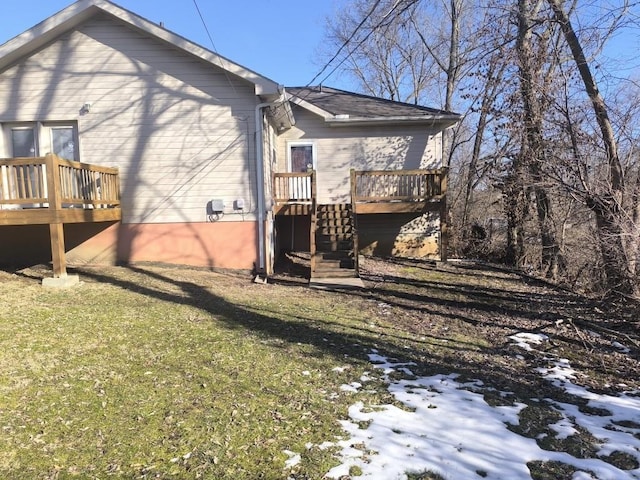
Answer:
[45, 154, 67, 277]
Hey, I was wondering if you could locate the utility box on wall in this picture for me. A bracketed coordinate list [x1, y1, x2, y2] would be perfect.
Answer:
[209, 199, 224, 213]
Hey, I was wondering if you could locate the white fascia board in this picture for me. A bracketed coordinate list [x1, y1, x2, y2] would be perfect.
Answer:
[0, 0, 281, 96]
[286, 93, 335, 120]
[325, 115, 461, 128]
[0, 1, 98, 71]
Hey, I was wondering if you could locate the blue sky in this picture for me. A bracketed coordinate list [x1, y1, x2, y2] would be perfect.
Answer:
[0, 0, 344, 88]
[2, 0, 637, 97]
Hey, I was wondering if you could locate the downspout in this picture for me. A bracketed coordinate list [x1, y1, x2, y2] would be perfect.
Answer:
[255, 88, 285, 275]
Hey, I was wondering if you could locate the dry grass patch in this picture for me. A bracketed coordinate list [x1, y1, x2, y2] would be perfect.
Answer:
[0, 257, 637, 479]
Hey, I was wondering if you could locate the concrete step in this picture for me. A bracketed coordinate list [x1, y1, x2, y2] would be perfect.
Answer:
[311, 268, 358, 278]
[314, 258, 355, 270]
[309, 276, 365, 289]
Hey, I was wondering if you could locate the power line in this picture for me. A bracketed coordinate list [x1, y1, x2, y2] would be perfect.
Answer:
[307, 0, 415, 88]
[192, 0, 218, 53]
[192, 0, 238, 96]
[307, 0, 383, 87]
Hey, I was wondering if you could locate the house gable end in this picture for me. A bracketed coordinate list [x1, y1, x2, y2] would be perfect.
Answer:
[0, 13, 259, 121]
[0, 0, 281, 98]
[0, 13, 260, 226]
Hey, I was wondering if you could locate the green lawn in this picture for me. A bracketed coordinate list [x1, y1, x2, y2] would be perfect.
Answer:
[0, 260, 636, 479]
[0, 264, 402, 479]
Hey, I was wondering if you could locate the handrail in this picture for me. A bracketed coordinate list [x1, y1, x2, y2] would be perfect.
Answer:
[274, 168, 447, 206]
[0, 154, 120, 208]
[0, 157, 48, 204]
[353, 168, 448, 202]
[273, 171, 313, 203]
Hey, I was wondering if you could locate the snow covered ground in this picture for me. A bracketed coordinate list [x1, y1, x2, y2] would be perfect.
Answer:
[294, 332, 640, 479]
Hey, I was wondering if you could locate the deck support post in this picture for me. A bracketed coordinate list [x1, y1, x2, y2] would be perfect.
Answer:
[350, 169, 360, 274]
[439, 169, 449, 262]
[309, 170, 318, 276]
[46, 153, 66, 277]
[43, 153, 75, 284]
[49, 222, 67, 277]
[440, 199, 448, 263]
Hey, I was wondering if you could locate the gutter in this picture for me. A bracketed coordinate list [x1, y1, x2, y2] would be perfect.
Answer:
[325, 115, 461, 128]
[254, 88, 286, 276]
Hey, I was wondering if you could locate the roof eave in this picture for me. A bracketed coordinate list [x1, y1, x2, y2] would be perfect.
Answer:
[0, 0, 280, 96]
[325, 115, 461, 128]
[286, 93, 334, 120]
[0, 2, 98, 72]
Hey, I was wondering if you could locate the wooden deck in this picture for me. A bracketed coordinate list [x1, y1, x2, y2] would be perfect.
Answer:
[351, 168, 447, 213]
[273, 168, 447, 214]
[273, 168, 449, 273]
[0, 154, 121, 225]
[0, 154, 121, 278]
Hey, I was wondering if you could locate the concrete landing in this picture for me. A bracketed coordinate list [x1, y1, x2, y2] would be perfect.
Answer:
[42, 274, 80, 288]
[309, 276, 365, 290]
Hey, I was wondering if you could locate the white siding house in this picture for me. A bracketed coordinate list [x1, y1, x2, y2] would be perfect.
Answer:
[0, 0, 459, 276]
[0, 0, 286, 271]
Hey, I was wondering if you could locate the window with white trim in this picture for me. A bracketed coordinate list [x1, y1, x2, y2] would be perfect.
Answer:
[1, 122, 78, 160]
[288, 141, 315, 172]
[286, 141, 316, 201]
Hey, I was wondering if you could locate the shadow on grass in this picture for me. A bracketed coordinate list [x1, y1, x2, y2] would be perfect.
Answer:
[58, 262, 570, 400]
[354, 263, 609, 354]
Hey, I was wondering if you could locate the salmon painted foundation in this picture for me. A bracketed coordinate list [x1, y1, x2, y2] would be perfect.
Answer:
[65, 222, 259, 270]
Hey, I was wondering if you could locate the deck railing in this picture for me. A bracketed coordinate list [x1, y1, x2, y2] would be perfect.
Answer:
[273, 172, 314, 203]
[274, 168, 447, 207]
[0, 154, 120, 209]
[352, 168, 448, 203]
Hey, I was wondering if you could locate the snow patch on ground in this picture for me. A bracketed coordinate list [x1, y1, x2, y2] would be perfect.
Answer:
[340, 382, 362, 393]
[283, 450, 301, 469]
[613, 341, 631, 353]
[508, 332, 549, 351]
[321, 340, 640, 479]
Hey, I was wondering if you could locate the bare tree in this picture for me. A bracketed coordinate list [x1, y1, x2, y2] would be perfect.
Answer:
[320, 0, 640, 296]
[546, 0, 637, 295]
[460, 50, 508, 231]
[321, 0, 438, 103]
[515, 0, 564, 277]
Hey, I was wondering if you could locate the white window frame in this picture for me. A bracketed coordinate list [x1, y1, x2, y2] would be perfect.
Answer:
[1, 123, 39, 158]
[1, 121, 79, 160]
[287, 141, 316, 172]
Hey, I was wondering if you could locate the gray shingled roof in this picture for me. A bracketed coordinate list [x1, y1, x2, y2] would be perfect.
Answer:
[286, 86, 459, 121]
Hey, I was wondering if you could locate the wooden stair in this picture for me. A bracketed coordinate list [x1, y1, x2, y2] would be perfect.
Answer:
[311, 203, 358, 278]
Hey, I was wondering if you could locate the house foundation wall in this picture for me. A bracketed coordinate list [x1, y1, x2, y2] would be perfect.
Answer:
[358, 212, 440, 258]
[273, 211, 441, 260]
[0, 222, 258, 271]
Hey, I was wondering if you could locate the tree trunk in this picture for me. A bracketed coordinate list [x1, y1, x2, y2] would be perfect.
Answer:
[504, 153, 528, 267]
[517, 0, 564, 278]
[547, 0, 634, 295]
[591, 196, 633, 295]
